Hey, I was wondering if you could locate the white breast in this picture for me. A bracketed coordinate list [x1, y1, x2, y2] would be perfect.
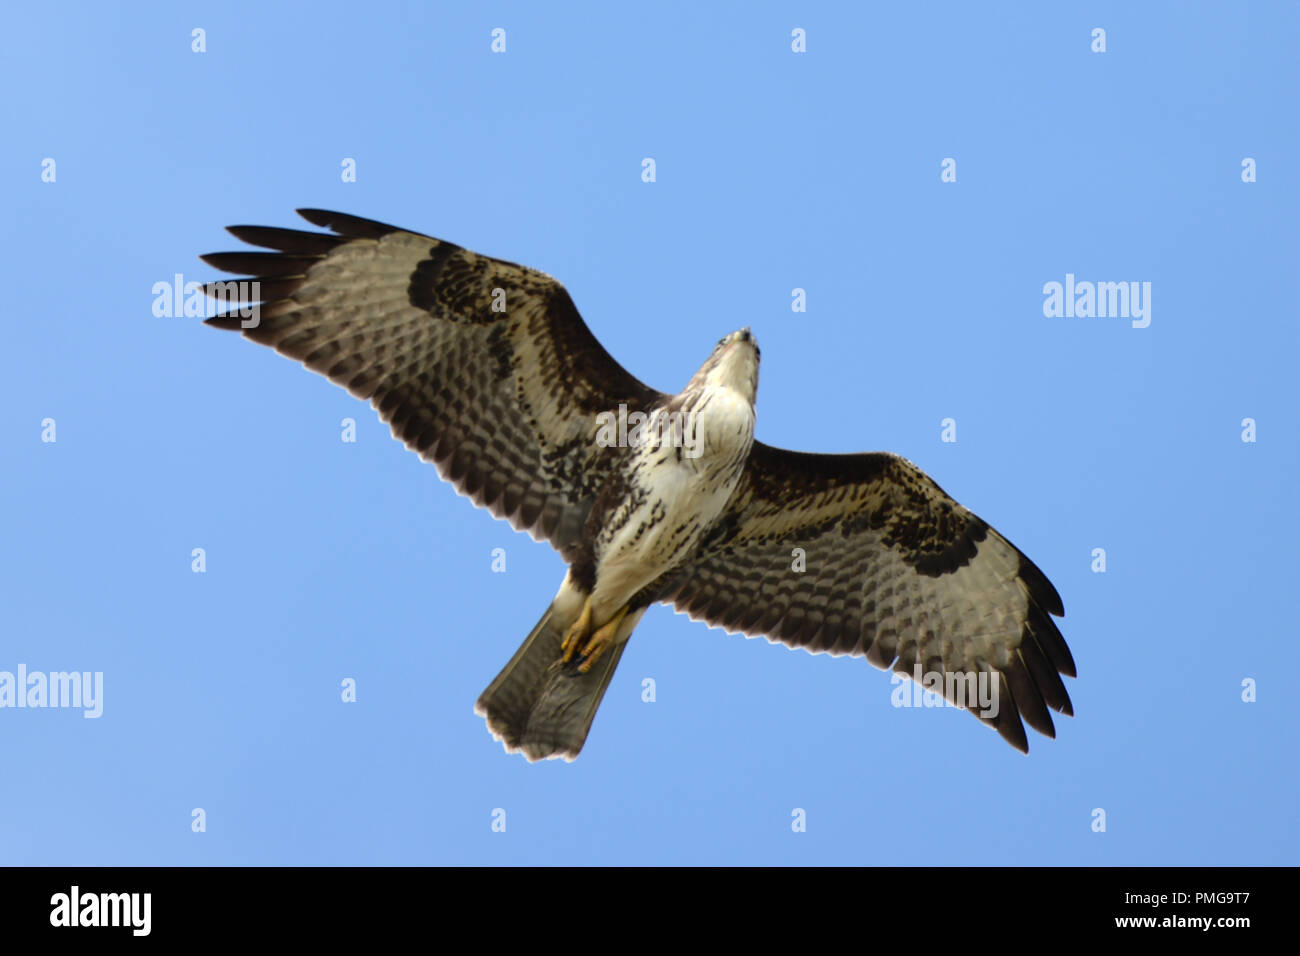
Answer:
[591, 385, 755, 616]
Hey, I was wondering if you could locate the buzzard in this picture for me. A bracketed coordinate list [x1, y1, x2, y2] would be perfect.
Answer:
[201, 210, 1075, 761]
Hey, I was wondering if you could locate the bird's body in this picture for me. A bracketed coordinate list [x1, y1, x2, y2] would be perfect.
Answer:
[201, 209, 1077, 762]
[474, 334, 760, 758]
[581, 345, 757, 624]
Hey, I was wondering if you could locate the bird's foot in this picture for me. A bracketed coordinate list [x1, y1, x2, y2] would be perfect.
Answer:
[564, 603, 630, 673]
[560, 598, 594, 665]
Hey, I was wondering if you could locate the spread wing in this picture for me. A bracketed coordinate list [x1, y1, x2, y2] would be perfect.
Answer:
[201, 209, 664, 559]
[665, 443, 1075, 752]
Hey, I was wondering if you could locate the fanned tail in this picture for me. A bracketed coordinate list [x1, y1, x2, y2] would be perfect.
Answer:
[475, 599, 631, 761]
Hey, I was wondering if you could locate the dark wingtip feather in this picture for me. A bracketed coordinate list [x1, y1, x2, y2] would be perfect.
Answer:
[295, 208, 402, 239]
[1027, 601, 1077, 679]
[1020, 627, 1074, 716]
[1005, 653, 1056, 740]
[227, 223, 351, 254]
[995, 718, 1030, 754]
[200, 276, 304, 302]
[200, 252, 321, 276]
[225, 224, 346, 254]
[1017, 552, 1065, 617]
[989, 672, 1029, 753]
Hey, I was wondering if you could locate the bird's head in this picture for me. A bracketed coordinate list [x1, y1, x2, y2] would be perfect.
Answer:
[692, 327, 760, 403]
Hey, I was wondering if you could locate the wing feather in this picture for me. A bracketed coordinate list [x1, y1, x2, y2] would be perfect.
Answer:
[665, 442, 1074, 752]
[201, 209, 665, 557]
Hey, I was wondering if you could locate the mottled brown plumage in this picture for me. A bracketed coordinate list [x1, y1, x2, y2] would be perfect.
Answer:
[201, 210, 1076, 760]
[660, 447, 1073, 752]
[204, 209, 663, 566]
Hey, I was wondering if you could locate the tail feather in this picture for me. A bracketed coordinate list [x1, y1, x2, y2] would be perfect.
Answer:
[475, 601, 630, 761]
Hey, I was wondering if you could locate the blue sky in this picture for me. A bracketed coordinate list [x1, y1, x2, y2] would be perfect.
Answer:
[3, 1, 1297, 865]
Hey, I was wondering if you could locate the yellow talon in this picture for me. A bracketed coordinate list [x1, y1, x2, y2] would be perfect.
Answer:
[577, 605, 630, 674]
[561, 598, 594, 664]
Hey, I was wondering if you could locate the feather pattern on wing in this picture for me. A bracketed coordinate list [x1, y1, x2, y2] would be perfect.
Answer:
[662, 443, 1075, 752]
[202, 209, 664, 560]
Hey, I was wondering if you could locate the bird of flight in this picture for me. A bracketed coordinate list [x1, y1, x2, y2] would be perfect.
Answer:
[201, 210, 1076, 761]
